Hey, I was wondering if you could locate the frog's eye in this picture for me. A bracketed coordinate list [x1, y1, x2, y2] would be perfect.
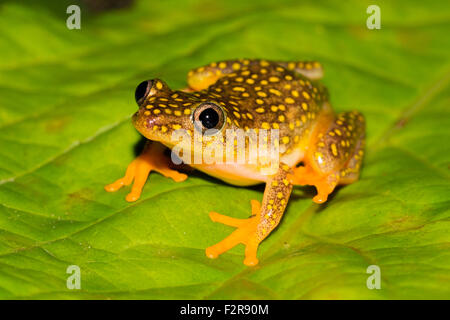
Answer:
[193, 102, 226, 134]
[135, 80, 153, 104]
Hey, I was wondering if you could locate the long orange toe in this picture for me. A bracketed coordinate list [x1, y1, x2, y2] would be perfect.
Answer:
[206, 200, 262, 266]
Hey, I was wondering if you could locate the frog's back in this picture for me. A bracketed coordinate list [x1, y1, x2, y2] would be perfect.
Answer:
[203, 60, 330, 158]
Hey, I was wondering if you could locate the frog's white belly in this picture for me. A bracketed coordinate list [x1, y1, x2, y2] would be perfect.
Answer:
[191, 148, 304, 186]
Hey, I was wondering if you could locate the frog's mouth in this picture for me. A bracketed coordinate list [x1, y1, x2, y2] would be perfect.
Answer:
[132, 110, 162, 142]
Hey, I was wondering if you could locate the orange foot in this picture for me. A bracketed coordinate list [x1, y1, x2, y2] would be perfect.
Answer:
[105, 143, 187, 202]
[206, 200, 261, 266]
[288, 166, 337, 204]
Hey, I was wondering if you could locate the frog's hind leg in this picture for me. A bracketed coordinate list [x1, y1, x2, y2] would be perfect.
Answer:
[289, 111, 365, 203]
[276, 60, 323, 80]
[105, 141, 187, 202]
[186, 59, 252, 91]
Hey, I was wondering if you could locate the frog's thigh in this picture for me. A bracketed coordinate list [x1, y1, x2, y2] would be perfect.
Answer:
[291, 111, 365, 203]
[187, 59, 250, 91]
[276, 60, 323, 80]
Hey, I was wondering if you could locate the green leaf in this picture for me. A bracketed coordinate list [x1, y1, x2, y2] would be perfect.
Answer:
[0, 0, 449, 299]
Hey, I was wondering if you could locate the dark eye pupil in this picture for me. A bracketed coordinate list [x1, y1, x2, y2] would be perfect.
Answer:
[199, 108, 219, 129]
[135, 80, 149, 103]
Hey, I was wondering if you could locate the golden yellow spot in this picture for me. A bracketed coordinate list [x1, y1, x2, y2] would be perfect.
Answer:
[164, 109, 172, 114]
[233, 119, 240, 127]
[169, 104, 178, 108]
[233, 111, 241, 119]
[267, 205, 272, 210]
[145, 104, 154, 109]
[331, 143, 338, 156]
[242, 92, 250, 97]
[291, 90, 299, 97]
[283, 179, 290, 186]
[254, 86, 262, 91]
[341, 140, 346, 147]
[246, 78, 255, 84]
[271, 105, 278, 112]
[172, 124, 182, 130]
[294, 135, 299, 143]
[144, 111, 150, 116]
[302, 91, 310, 99]
[184, 109, 191, 115]
[246, 112, 253, 120]
[288, 62, 295, 69]
[158, 104, 166, 108]
[301, 102, 308, 111]
[269, 76, 280, 82]
[255, 108, 265, 113]
[278, 115, 285, 122]
[335, 129, 342, 136]
[260, 60, 269, 67]
[153, 125, 159, 131]
[282, 136, 290, 144]
[277, 192, 283, 199]
[260, 80, 268, 85]
[161, 125, 168, 133]
[235, 77, 244, 82]
[315, 152, 323, 159]
[261, 122, 270, 129]
[282, 164, 290, 171]
[289, 123, 295, 130]
[285, 97, 295, 104]
[329, 131, 335, 136]
[153, 109, 161, 114]
[219, 62, 227, 69]
[174, 110, 182, 116]
[233, 87, 245, 92]
[269, 88, 281, 96]
[318, 142, 325, 147]
[256, 98, 264, 105]
[156, 81, 163, 90]
[285, 75, 293, 81]
[284, 84, 292, 90]
[232, 63, 240, 70]
[272, 123, 279, 129]
[261, 68, 268, 74]
[257, 91, 267, 97]
[272, 181, 278, 187]
[278, 104, 286, 111]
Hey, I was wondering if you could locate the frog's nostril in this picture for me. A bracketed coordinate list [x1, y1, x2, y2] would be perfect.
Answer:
[135, 80, 151, 104]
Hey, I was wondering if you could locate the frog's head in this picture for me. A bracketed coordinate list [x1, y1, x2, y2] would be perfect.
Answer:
[132, 79, 228, 150]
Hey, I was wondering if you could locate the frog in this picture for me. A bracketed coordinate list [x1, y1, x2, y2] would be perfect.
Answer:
[105, 59, 365, 266]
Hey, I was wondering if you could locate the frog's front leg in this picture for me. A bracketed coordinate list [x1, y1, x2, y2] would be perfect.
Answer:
[105, 141, 187, 202]
[289, 111, 365, 203]
[206, 164, 293, 266]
